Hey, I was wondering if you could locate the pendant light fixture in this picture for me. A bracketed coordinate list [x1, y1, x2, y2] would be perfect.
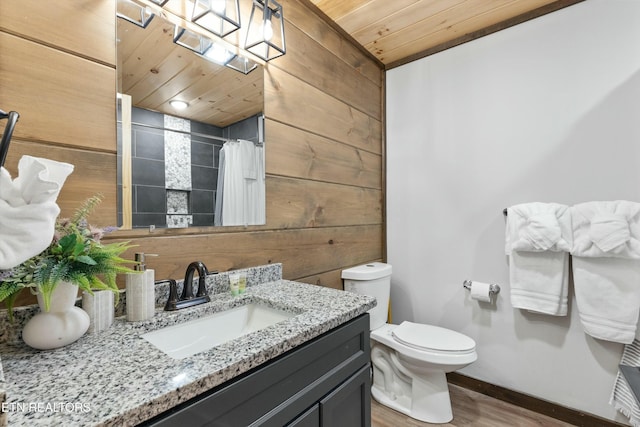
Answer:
[118, 0, 285, 73]
[117, 0, 154, 29]
[173, 26, 213, 55]
[202, 43, 236, 66]
[244, 0, 285, 61]
[226, 55, 259, 75]
[192, 0, 241, 38]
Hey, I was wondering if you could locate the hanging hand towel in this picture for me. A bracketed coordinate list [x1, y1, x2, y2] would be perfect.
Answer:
[0, 155, 74, 269]
[571, 201, 640, 344]
[505, 202, 572, 316]
[239, 139, 258, 180]
[244, 142, 265, 225]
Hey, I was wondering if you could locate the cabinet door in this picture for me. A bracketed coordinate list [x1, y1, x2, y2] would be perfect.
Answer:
[287, 404, 320, 427]
[320, 364, 371, 427]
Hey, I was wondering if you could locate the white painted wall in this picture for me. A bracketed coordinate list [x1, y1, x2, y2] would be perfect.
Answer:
[386, 0, 640, 422]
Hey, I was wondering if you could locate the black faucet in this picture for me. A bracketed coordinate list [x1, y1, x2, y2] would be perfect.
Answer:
[164, 261, 215, 311]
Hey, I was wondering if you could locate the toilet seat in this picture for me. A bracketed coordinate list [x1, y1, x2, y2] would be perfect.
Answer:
[371, 323, 477, 367]
[391, 321, 476, 355]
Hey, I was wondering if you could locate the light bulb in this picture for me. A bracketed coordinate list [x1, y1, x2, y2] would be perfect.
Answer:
[263, 19, 273, 41]
[205, 44, 231, 64]
[211, 0, 226, 14]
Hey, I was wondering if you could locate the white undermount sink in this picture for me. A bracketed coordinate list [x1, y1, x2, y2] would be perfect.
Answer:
[142, 303, 296, 359]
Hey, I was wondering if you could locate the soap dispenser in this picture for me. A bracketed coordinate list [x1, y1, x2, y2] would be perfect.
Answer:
[126, 253, 156, 322]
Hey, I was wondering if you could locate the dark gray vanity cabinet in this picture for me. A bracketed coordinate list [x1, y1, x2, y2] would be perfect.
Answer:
[286, 365, 371, 427]
[143, 314, 371, 427]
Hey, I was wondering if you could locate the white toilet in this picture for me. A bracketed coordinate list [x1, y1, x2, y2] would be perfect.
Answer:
[342, 262, 477, 424]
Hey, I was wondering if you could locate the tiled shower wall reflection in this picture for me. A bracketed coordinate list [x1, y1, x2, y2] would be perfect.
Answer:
[117, 107, 261, 228]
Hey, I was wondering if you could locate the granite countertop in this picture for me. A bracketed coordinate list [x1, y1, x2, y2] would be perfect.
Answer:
[0, 280, 376, 426]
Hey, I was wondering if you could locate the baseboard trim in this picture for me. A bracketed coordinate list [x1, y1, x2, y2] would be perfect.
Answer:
[447, 372, 627, 427]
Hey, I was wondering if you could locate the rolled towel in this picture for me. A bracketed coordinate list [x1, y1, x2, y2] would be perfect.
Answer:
[505, 203, 572, 316]
[572, 200, 640, 259]
[518, 212, 563, 251]
[0, 155, 74, 270]
[506, 203, 572, 253]
[571, 201, 640, 344]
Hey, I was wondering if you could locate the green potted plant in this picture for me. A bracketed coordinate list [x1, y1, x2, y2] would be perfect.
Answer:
[0, 195, 136, 348]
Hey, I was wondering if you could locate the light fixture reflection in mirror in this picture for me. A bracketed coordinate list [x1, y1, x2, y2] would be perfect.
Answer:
[117, 0, 154, 28]
[202, 43, 236, 65]
[116, 9, 265, 230]
[226, 55, 258, 75]
[173, 26, 212, 54]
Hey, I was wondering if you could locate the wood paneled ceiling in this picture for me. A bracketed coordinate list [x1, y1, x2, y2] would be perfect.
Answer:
[307, 0, 583, 69]
[117, 0, 584, 124]
[117, 16, 263, 128]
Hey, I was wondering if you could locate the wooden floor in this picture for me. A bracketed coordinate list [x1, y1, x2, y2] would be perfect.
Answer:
[371, 384, 575, 427]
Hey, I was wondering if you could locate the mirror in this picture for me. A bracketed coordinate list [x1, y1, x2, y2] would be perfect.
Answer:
[116, 9, 265, 229]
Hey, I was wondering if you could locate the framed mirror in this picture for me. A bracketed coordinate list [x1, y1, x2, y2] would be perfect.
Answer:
[116, 8, 265, 230]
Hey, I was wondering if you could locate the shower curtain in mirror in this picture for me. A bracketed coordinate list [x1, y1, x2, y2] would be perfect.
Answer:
[214, 139, 265, 226]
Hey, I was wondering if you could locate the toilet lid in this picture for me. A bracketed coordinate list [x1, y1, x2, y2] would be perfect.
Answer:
[391, 321, 476, 353]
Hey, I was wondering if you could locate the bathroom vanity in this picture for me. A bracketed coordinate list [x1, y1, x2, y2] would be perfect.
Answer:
[145, 314, 370, 426]
[0, 274, 376, 426]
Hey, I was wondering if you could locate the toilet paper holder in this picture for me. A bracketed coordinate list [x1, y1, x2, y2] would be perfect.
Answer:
[463, 280, 501, 295]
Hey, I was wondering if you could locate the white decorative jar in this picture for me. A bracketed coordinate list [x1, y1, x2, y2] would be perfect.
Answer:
[82, 290, 115, 333]
[22, 281, 90, 350]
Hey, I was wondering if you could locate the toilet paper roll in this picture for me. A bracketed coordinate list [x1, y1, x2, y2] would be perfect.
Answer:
[470, 281, 492, 302]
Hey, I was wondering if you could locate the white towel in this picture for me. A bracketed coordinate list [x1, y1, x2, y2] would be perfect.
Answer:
[506, 203, 572, 253]
[572, 257, 640, 343]
[571, 201, 640, 343]
[611, 339, 640, 426]
[0, 155, 73, 269]
[572, 201, 640, 259]
[508, 251, 570, 316]
[239, 139, 258, 180]
[505, 203, 572, 316]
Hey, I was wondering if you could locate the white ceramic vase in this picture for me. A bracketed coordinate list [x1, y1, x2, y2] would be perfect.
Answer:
[22, 281, 90, 350]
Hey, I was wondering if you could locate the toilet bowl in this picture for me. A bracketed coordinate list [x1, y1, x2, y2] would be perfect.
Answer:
[343, 262, 477, 424]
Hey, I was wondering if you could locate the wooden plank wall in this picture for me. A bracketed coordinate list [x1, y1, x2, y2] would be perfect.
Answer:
[0, 0, 384, 307]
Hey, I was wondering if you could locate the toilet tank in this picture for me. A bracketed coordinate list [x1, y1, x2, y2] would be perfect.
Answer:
[342, 262, 392, 330]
